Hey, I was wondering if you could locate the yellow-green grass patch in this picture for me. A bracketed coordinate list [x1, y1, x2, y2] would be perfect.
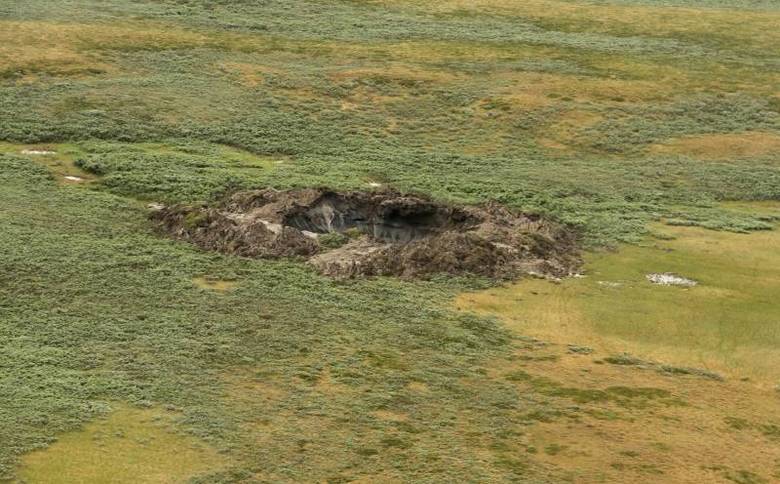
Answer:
[193, 277, 239, 292]
[216, 62, 285, 88]
[372, 0, 780, 52]
[480, 322, 780, 482]
[721, 200, 780, 219]
[0, 21, 114, 81]
[0, 142, 95, 185]
[0, 20, 216, 81]
[18, 404, 226, 483]
[456, 215, 780, 383]
[649, 132, 780, 161]
[135, 142, 283, 169]
[535, 109, 604, 154]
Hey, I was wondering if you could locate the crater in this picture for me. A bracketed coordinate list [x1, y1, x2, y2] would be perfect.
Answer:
[152, 188, 580, 279]
[282, 192, 479, 243]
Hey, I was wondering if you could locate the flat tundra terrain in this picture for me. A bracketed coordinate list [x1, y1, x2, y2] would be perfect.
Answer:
[0, 0, 779, 482]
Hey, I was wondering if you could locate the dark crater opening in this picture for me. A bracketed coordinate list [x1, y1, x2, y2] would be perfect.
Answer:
[151, 188, 581, 279]
[283, 193, 480, 244]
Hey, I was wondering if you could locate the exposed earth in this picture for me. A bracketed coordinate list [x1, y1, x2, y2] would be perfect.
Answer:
[152, 188, 581, 279]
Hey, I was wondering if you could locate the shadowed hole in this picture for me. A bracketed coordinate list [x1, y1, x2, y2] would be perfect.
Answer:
[283, 193, 479, 243]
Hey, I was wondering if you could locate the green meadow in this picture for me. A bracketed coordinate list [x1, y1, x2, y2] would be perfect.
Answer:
[1, 0, 779, 482]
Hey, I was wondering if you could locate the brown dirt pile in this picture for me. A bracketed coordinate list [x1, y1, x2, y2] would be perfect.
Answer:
[151, 188, 580, 279]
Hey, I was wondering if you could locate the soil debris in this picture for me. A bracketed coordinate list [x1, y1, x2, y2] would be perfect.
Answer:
[646, 273, 697, 287]
[151, 188, 580, 279]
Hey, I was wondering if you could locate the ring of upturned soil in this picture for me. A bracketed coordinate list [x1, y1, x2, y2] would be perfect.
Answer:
[151, 188, 581, 279]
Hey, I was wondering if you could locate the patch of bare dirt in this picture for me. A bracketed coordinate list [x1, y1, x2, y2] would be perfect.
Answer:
[151, 188, 580, 279]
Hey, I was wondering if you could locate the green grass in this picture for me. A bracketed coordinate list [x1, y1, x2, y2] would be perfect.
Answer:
[1, 0, 779, 481]
[0, 1, 778, 245]
[0, 156, 534, 481]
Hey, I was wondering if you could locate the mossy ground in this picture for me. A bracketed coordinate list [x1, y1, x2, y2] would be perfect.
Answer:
[1, 0, 779, 482]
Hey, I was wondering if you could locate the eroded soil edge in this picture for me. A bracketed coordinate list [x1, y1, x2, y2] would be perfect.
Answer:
[151, 188, 581, 279]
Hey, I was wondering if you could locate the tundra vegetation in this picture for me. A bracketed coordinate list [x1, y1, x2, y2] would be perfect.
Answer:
[0, 0, 778, 482]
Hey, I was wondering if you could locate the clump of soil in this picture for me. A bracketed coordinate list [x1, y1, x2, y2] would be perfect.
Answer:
[646, 273, 697, 287]
[151, 188, 580, 279]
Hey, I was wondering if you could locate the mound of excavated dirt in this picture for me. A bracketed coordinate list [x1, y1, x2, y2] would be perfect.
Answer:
[151, 188, 581, 279]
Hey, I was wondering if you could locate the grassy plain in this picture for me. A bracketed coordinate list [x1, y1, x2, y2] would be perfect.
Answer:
[457, 213, 780, 382]
[1, 0, 779, 482]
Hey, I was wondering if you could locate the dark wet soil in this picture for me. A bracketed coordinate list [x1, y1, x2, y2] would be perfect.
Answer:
[151, 188, 581, 279]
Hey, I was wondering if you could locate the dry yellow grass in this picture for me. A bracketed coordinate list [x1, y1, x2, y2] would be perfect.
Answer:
[4, 17, 771, 106]
[348, 474, 404, 484]
[458, 295, 780, 482]
[457, 220, 780, 383]
[0, 21, 112, 80]
[0, 20, 214, 80]
[327, 65, 457, 112]
[650, 132, 780, 161]
[352, 0, 778, 100]
[355, 40, 558, 64]
[536, 109, 604, 154]
[371, 410, 409, 422]
[18, 404, 226, 483]
[496, 70, 675, 102]
[329, 65, 459, 84]
[406, 381, 430, 393]
[216, 62, 284, 88]
[370, 0, 780, 51]
[192, 277, 238, 292]
[453, 334, 780, 482]
[513, 348, 780, 483]
[294, 37, 775, 98]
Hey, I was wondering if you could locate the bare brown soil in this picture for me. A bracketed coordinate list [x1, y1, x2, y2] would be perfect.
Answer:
[151, 188, 580, 279]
